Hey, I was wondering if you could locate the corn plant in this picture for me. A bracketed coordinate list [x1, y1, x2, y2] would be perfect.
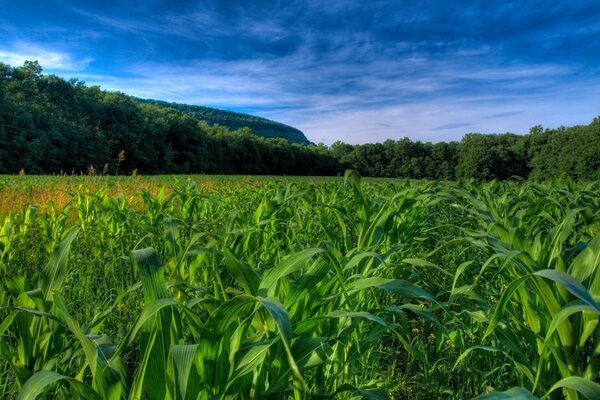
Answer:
[1, 173, 600, 399]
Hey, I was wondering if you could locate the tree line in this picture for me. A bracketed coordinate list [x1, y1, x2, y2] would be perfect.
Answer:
[333, 120, 600, 180]
[1, 61, 599, 180]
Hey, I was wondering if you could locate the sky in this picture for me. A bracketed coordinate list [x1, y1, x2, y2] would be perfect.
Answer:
[1, 0, 599, 144]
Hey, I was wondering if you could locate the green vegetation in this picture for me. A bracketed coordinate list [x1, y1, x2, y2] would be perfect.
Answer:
[332, 122, 600, 180]
[139, 99, 310, 144]
[0, 61, 333, 176]
[2, 60, 600, 180]
[0, 173, 598, 399]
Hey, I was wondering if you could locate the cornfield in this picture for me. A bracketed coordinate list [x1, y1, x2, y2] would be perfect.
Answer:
[0, 172, 598, 399]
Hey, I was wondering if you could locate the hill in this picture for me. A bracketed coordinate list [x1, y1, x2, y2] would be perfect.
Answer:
[138, 99, 310, 144]
[0, 61, 337, 175]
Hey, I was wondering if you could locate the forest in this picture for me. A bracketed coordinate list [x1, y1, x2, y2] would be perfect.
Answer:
[139, 99, 310, 144]
[1, 61, 599, 180]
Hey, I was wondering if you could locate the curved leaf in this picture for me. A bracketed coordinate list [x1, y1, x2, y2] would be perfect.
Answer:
[18, 370, 102, 400]
[543, 377, 600, 400]
[533, 270, 600, 314]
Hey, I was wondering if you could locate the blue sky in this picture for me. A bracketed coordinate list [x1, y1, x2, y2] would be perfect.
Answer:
[1, 0, 599, 144]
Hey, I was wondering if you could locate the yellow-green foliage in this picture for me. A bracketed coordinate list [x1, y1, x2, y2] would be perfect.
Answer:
[0, 173, 598, 399]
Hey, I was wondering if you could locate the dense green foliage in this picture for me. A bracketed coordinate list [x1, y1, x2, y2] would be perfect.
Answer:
[1, 60, 600, 180]
[331, 139, 459, 180]
[0, 173, 599, 399]
[0, 61, 335, 176]
[332, 122, 600, 181]
[139, 99, 310, 144]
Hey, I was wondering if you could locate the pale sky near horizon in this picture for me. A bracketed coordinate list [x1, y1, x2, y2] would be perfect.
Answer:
[1, 0, 599, 144]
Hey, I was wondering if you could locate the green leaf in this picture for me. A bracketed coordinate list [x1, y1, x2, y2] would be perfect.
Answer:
[358, 388, 391, 400]
[54, 294, 129, 399]
[533, 270, 600, 314]
[484, 275, 530, 339]
[40, 228, 79, 300]
[545, 300, 597, 345]
[18, 370, 102, 400]
[453, 346, 502, 371]
[543, 377, 600, 400]
[224, 250, 260, 295]
[349, 277, 435, 301]
[402, 257, 453, 277]
[257, 296, 307, 393]
[168, 344, 201, 400]
[260, 248, 324, 293]
[569, 234, 600, 290]
[344, 169, 369, 221]
[210, 295, 257, 333]
[116, 298, 177, 353]
[230, 340, 273, 381]
[257, 297, 292, 345]
[474, 387, 537, 399]
[344, 251, 385, 272]
[291, 337, 333, 370]
[132, 248, 170, 303]
[327, 310, 388, 327]
[130, 247, 182, 400]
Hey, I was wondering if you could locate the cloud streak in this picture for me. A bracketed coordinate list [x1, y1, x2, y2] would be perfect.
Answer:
[0, 43, 92, 71]
[485, 111, 524, 119]
[432, 123, 473, 131]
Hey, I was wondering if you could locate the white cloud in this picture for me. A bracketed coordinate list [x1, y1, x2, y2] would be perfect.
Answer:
[0, 43, 91, 71]
[68, 55, 600, 145]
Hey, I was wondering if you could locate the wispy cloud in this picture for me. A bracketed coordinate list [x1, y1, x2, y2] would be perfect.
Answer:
[432, 123, 473, 131]
[485, 111, 524, 119]
[0, 43, 91, 71]
[71, 52, 600, 144]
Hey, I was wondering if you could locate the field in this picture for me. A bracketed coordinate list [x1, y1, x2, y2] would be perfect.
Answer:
[0, 172, 599, 399]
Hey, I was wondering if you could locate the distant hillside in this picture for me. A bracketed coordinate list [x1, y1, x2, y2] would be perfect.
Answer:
[138, 99, 310, 144]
